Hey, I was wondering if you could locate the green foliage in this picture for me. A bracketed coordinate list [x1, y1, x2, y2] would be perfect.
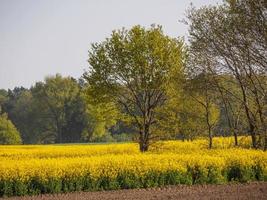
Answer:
[84, 25, 185, 151]
[82, 89, 120, 142]
[31, 74, 87, 143]
[1, 76, 90, 144]
[186, 0, 267, 149]
[0, 113, 22, 144]
[7, 90, 38, 143]
[1, 88, 38, 143]
[0, 89, 8, 111]
[156, 92, 207, 140]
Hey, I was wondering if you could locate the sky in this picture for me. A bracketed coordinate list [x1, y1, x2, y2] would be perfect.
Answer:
[0, 0, 220, 90]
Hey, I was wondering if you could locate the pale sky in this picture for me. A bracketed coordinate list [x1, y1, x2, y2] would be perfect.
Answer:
[0, 0, 220, 90]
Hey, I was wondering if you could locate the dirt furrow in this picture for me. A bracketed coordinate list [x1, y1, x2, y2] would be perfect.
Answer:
[3, 182, 267, 200]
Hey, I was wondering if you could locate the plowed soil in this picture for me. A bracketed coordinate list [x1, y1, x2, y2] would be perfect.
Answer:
[3, 182, 267, 200]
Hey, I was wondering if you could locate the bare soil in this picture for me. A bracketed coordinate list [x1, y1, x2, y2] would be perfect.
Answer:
[3, 182, 267, 200]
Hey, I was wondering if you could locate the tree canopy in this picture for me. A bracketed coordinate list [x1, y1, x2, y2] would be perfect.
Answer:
[84, 25, 185, 151]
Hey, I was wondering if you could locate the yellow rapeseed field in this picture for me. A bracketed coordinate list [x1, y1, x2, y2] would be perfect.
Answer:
[0, 137, 266, 196]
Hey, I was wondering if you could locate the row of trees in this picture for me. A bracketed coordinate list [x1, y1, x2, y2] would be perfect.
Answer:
[186, 0, 266, 149]
[0, 76, 86, 144]
[0, 75, 133, 144]
[84, 0, 266, 151]
[0, 0, 266, 151]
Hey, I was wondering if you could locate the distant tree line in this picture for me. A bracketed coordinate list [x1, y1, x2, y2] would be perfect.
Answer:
[0, 0, 266, 151]
[0, 76, 132, 144]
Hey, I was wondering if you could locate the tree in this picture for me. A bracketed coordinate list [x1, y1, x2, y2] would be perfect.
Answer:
[213, 75, 248, 145]
[0, 113, 22, 144]
[186, 0, 267, 149]
[84, 25, 185, 151]
[31, 74, 87, 143]
[186, 73, 220, 148]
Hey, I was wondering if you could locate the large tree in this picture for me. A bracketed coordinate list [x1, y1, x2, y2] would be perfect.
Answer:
[186, 0, 267, 149]
[31, 74, 87, 143]
[84, 25, 185, 151]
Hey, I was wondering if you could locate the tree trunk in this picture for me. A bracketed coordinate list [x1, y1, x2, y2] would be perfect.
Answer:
[233, 128, 238, 146]
[139, 140, 149, 152]
[264, 134, 267, 151]
[208, 127, 213, 149]
[57, 128, 62, 143]
[139, 133, 149, 152]
[139, 130, 149, 152]
[205, 103, 213, 149]
[238, 78, 257, 149]
[214, 80, 238, 146]
[251, 129, 257, 149]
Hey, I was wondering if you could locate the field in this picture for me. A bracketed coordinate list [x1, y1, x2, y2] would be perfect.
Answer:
[0, 137, 266, 197]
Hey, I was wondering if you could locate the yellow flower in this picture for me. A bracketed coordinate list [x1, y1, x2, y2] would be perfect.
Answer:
[0, 137, 266, 182]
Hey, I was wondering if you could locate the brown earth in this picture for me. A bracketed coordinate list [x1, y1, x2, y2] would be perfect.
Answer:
[2, 182, 267, 200]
